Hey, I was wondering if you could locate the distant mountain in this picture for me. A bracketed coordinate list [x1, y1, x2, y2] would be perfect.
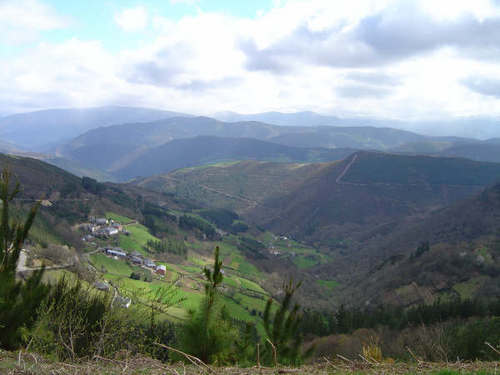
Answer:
[267, 126, 424, 149]
[0, 140, 20, 153]
[58, 116, 442, 180]
[0, 106, 188, 151]
[391, 139, 500, 164]
[113, 136, 355, 180]
[407, 117, 500, 139]
[215, 111, 500, 139]
[214, 111, 346, 127]
[439, 143, 500, 163]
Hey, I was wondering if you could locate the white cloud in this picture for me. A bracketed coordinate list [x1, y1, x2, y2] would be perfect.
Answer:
[114, 6, 148, 32]
[0, 0, 69, 44]
[3, 0, 500, 123]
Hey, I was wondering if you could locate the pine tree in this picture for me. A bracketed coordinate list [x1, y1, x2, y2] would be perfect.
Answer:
[263, 279, 313, 366]
[0, 168, 50, 349]
[177, 246, 237, 364]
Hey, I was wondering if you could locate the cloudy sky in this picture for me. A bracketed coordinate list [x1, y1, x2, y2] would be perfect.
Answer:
[2, 0, 500, 120]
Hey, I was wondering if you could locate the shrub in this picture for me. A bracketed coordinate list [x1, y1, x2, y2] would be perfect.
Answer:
[0, 168, 50, 350]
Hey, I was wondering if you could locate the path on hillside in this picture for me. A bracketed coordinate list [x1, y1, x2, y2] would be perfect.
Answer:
[335, 153, 358, 184]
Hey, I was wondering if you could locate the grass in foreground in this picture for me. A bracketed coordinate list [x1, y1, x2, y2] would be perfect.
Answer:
[1, 350, 498, 375]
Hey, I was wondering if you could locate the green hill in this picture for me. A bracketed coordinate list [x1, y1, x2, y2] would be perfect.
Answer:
[133, 160, 332, 214]
[115, 136, 352, 180]
[57, 116, 449, 180]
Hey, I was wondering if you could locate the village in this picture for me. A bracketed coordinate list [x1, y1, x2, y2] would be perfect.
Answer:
[76, 215, 173, 310]
[81, 216, 167, 277]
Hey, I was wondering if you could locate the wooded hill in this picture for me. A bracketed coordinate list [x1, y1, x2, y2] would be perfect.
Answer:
[136, 151, 500, 306]
[55, 116, 459, 181]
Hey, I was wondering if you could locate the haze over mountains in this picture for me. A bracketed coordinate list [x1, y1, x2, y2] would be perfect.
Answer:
[0, 106, 499, 183]
[214, 111, 500, 139]
[0, 106, 188, 151]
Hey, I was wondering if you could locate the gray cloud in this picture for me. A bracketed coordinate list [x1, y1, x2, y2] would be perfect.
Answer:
[344, 72, 401, 86]
[336, 84, 391, 98]
[462, 76, 500, 98]
[125, 45, 240, 92]
[176, 77, 243, 91]
[126, 45, 193, 86]
[240, 3, 500, 73]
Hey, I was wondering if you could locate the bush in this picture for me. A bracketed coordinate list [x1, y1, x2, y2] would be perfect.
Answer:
[447, 317, 500, 360]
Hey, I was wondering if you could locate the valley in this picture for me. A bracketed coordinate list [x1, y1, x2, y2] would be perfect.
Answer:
[4, 1, 500, 370]
[1, 108, 499, 369]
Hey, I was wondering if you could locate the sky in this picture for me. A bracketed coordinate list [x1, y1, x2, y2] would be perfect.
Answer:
[2, 0, 500, 120]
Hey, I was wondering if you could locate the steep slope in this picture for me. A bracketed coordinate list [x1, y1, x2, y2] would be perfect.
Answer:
[134, 160, 334, 213]
[114, 136, 354, 180]
[247, 152, 500, 246]
[0, 106, 187, 151]
[347, 183, 500, 306]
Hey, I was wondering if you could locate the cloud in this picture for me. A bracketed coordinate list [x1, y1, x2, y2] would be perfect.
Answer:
[336, 84, 392, 98]
[344, 72, 401, 86]
[462, 76, 500, 98]
[0, 0, 69, 45]
[239, 0, 500, 72]
[126, 45, 195, 86]
[3, 0, 500, 121]
[114, 6, 148, 32]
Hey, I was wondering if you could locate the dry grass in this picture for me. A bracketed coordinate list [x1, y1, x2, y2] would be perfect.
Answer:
[1, 350, 499, 375]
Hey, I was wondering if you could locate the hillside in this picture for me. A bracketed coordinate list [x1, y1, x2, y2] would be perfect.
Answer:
[56, 116, 458, 181]
[136, 152, 500, 250]
[342, 182, 500, 307]
[0, 106, 186, 151]
[245, 152, 500, 246]
[114, 136, 354, 180]
[0, 152, 332, 320]
[439, 142, 500, 163]
[134, 160, 333, 213]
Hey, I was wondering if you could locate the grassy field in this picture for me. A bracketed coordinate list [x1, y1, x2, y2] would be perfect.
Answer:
[105, 212, 135, 223]
[84, 212, 274, 327]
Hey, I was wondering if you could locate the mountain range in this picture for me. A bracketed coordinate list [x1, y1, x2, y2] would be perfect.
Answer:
[1, 106, 500, 184]
[0, 106, 188, 151]
[214, 111, 500, 139]
[51, 114, 499, 182]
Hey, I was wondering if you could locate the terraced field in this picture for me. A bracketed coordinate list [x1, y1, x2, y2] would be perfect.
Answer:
[87, 213, 274, 328]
